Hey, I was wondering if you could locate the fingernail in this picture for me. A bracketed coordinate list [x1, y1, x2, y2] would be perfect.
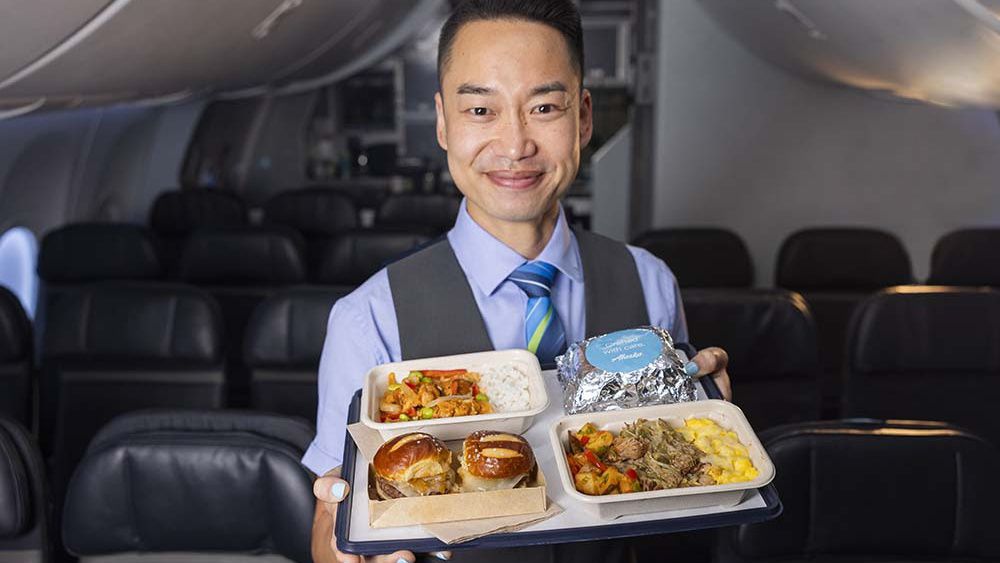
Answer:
[397, 558, 411, 563]
[684, 361, 699, 376]
[330, 482, 346, 500]
[433, 553, 451, 560]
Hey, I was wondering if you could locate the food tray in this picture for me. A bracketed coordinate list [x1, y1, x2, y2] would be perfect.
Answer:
[550, 401, 775, 519]
[360, 349, 549, 440]
[337, 369, 782, 555]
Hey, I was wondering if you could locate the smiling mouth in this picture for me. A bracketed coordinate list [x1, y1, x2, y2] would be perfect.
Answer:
[485, 171, 544, 190]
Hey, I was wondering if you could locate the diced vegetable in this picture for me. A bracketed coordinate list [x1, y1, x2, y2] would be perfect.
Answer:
[584, 450, 607, 472]
[421, 376, 432, 383]
[578, 423, 598, 435]
[420, 407, 434, 419]
[579, 435, 590, 445]
[626, 468, 638, 480]
[387, 383, 401, 391]
[475, 393, 489, 402]
[422, 369, 468, 377]
[398, 414, 410, 421]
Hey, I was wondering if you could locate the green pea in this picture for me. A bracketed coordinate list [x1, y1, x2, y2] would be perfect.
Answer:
[475, 393, 489, 402]
[420, 407, 435, 419]
[398, 413, 410, 421]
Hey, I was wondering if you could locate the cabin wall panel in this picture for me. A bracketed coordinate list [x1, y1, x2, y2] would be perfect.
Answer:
[654, 0, 1000, 284]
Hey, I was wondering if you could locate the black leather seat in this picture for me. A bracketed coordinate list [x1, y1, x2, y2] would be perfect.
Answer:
[631, 228, 753, 288]
[39, 282, 225, 500]
[928, 228, 1000, 286]
[376, 194, 462, 235]
[313, 230, 431, 286]
[263, 188, 359, 277]
[175, 227, 307, 407]
[682, 289, 820, 429]
[0, 417, 48, 563]
[63, 410, 315, 563]
[844, 286, 1000, 446]
[776, 228, 912, 417]
[245, 287, 350, 420]
[715, 420, 1000, 563]
[149, 189, 247, 269]
[0, 287, 32, 427]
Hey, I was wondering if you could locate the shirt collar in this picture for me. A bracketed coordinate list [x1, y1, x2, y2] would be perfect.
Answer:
[447, 198, 583, 296]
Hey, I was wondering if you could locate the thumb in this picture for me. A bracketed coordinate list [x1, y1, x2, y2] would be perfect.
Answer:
[314, 476, 350, 504]
[685, 347, 729, 377]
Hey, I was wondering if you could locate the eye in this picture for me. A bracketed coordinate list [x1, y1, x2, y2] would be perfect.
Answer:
[536, 104, 555, 114]
[471, 107, 489, 116]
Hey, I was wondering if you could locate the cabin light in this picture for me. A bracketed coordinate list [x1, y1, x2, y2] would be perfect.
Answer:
[253, 0, 304, 40]
[774, 0, 827, 40]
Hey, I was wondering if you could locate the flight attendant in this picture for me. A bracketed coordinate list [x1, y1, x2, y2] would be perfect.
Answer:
[306, 1, 733, 561]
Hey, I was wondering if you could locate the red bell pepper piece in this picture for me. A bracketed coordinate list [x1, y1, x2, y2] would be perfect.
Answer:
[584, 450, 607, 472]
[422, 369, 468, 377]
[626, 468, 638, 480]
[579, 435, 590, 446]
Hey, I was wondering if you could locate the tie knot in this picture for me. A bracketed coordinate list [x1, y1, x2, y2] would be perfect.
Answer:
[509, 261, 557, 298]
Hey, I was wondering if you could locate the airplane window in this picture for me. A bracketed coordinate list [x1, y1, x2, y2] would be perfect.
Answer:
[0, 226, 39, 319]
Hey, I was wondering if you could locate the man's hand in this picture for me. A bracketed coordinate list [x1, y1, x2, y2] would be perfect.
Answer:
[312, 469, 451, 563]
[685, 347, 732, 401]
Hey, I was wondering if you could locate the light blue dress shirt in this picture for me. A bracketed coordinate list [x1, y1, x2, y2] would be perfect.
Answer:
[301, 201, 688, 474]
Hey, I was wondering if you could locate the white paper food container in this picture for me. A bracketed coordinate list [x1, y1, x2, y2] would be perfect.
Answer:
[549, 400, 776, 520]
[361, 349, 550, 440]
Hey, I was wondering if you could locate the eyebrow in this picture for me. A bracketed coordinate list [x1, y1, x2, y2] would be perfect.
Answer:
[454, 81, 569, 96]
[530, 81, 568, 96]
[456, 83, 494, 95]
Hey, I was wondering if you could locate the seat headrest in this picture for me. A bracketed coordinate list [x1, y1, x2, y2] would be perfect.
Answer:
[175, 228, 306, 284]
[150, 190, 247, 236]
[42, 283, 222, 365]
[63, 410, 314, 561]
[314, 231, 432, 285]
[0, 422, 31, 538]
[631, 228, 753, 288]
[776, 228, 912, 290]
[0, 287, 31, 363]
[245, 287, 350, 368]
[928, 228, 1000, 286]
[849, 286, 1000, 375]
[732, 420, 1000, 560]
[264, 188, 357, 236]
[377, 195, 461, 232]
[38, 223, 162, 283]
[681, 289, 818, 380]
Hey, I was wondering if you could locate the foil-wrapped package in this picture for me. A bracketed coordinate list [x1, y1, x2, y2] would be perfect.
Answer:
[556, 326, 697, 414]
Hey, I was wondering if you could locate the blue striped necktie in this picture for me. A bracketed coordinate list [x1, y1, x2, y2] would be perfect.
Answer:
[508, 261, 567, 364]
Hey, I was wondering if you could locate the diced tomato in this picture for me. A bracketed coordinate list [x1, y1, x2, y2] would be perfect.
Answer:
[626, 468, 638, 480]
[405, 381, 416, 390]
[406, 408, 417, 418]
[584, 450, 607, 472]
[579, 435, 590, 446]
[472, 384, 479, 396]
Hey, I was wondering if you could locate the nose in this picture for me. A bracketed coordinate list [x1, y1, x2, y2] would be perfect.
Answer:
[493, 112, 537, 162]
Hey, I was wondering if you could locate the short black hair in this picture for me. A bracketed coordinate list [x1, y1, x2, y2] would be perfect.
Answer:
[437, 0, 584, 86]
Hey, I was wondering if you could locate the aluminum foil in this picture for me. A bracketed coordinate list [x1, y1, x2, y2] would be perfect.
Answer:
[556, 326, 697, 414]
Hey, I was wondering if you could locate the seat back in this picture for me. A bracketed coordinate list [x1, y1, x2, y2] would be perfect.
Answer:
[40, 283, 225, 494]
[376, 194, 461, 234]
[845, 286, 1000, 446]
[928, 228, 1000, 286]
[149, 189, 247, 268]
[0, 418, 48, 563]
[717, 420, 1000, 563]
[175, 228, 307, 407]
[37, 223, 163, 285]
[263, 188, 358, 237]
[245, 287, 349, 420]
[631, 228, 753, 288]
[0, 287, 32, 427]
[63, 410, 315, 563]
[682, 289, 820, 429]
[313, 230, 431, 286]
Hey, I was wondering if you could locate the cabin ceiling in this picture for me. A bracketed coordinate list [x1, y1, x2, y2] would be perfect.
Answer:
[0, 0, 444, 114]
[696, 0, 1000, 109]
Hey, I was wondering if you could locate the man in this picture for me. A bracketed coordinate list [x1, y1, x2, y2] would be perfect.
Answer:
[306, 2, 732, 562]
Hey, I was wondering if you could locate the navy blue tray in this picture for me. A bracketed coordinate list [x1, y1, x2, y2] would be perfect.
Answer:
[336, 374, 782, 556]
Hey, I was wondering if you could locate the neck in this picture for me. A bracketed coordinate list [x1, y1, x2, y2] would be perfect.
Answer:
[466, 203, 561, 260]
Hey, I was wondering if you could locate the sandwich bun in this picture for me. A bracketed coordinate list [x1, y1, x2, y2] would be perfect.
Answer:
[459, 431, 535, 491]
[373, 433, 454, 498]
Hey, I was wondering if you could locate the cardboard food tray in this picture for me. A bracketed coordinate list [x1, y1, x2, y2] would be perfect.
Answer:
[336, 371, 782, 555]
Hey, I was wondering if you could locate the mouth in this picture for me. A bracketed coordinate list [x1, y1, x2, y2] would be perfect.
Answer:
[485, 170, 544, 190]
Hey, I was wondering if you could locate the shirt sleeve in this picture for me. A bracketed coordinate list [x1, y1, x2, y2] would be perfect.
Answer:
[627, 245, 689, 344]
[301, 294, 387, 475]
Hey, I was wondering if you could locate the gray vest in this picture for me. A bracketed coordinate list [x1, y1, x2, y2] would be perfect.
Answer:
[386, 228, 649, 362]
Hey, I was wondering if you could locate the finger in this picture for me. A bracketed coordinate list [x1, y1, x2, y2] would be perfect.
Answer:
[430, 551, 453, 560]
[712, 369, 733, 402]
[684, 347, 729, 377]
[314, 477, 350, 504]
[370, 550, 416, 563]
[333, 547, 362, 563]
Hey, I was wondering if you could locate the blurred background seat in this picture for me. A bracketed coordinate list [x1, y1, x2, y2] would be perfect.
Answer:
[0, 417, 48, 563]
[312, 230, 431, 287]
[776, 228, 913, 416]
[174, 227, 307, 407]
[62, 410, 315, 563]
[927, 228, 1000, 287]
[0, 286, 33, 428]
[39, 282, 225, 502]
[245, 287, 350, 420]
[631, 228, 754, 288]
[375, 194, 462, 236]
[263, 188, 359, 277]
[682, 289, 820, 429]
[844, 286, 1000, 447]
[149, 189, 248, 269]
[715, 419, 1000, 563]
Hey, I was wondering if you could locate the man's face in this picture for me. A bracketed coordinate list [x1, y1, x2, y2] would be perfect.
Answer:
[435, 19, 593, 226]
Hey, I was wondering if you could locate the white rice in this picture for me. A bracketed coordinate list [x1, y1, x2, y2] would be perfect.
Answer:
[477, 363, 532, 412]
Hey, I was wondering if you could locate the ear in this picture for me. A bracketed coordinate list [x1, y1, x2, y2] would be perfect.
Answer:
[435, 92, 448, 151]
[579, 88, 594, 148]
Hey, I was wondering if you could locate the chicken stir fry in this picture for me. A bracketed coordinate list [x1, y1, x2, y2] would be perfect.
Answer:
[378, 369, 493, 422]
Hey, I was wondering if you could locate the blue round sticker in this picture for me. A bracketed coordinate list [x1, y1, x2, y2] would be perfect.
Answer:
[584, 328, 663, 372]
